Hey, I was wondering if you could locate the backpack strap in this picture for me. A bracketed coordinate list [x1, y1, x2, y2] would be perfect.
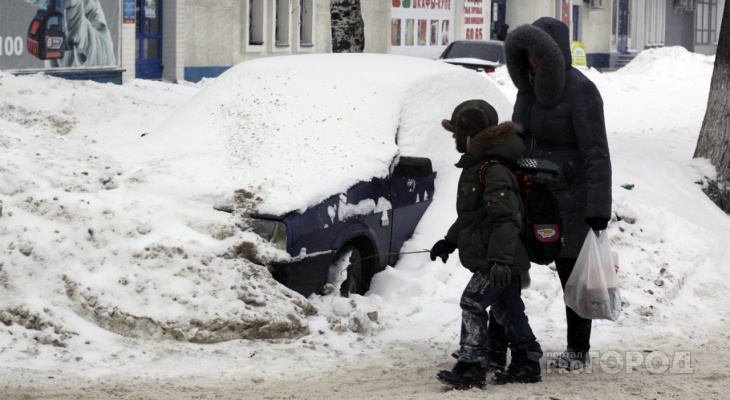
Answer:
[479, 160, 519, 187]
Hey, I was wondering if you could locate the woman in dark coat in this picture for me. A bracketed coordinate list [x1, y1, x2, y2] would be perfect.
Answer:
[501, 17, 613, 370]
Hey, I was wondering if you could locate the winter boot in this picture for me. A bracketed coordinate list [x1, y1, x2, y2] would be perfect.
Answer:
[492, 351, 541, 384]
[485, 352, 507, 372]
[451, 350, 507, 372]
[549, 348, 590, 371]
[437, 361, 487, 390]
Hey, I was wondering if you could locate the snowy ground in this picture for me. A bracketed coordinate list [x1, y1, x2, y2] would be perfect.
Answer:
[2, 47, 730, 399]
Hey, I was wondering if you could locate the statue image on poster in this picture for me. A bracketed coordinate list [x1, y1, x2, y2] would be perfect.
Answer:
[23, 0, 116, 68]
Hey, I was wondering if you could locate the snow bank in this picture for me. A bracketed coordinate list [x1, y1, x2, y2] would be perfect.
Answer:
[618, 46, 715, 76]
[0, 71, 312, 343]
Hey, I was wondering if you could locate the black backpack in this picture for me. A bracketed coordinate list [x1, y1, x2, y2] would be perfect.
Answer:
[479, 158, 564, 265]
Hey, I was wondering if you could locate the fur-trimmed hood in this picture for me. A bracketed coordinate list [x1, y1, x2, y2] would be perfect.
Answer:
[466, 121, 524, 163]
[504, 17, 571, 108]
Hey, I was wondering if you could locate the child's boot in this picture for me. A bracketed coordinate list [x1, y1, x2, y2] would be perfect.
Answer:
[451, 350, 507, 372]
[437, 361, 487, 390]
[485, 351, 507, 372]
[492, 351, 541, 384]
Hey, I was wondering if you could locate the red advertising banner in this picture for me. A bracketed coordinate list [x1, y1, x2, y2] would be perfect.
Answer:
[464, 0, 485, 40]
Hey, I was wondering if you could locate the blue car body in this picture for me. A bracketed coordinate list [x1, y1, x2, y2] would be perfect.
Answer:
[260, 156, 435, 297]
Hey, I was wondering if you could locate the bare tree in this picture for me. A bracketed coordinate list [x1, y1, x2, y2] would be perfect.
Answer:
[330, 0, 365, 53]
[694, 3, 730, 212]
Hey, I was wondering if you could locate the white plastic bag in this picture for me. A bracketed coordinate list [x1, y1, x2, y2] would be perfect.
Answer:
[564, 231, 621, 321]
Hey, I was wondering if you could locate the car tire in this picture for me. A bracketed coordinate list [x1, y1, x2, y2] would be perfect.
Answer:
[329, 245, 364, 297]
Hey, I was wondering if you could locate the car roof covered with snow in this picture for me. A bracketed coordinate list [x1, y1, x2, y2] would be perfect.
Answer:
[147, 53, 512, 215]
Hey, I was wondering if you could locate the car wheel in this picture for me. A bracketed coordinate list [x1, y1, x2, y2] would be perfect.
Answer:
[328, 245, 364, 297]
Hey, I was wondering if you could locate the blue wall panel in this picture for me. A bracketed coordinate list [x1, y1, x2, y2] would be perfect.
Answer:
[586, 53, 610, 69]
[184, 66, 231, 83]
[13, 69, 124, 85]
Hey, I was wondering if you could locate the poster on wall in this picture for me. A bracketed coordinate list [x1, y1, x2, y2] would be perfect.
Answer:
[391, 19, 402, 46]
[123, 0, 135, 24]
[0, 0, 121, 71]
[441, 20, 450, 45]
[391, 0, 454, 57]
[429, 20, 438, 45]
[406, 19, 415, 46]
[418, 20, 427, 45]
[570, 41, 587, 67]
[144, 0, 156, 19]
[463, 0, 486, 40]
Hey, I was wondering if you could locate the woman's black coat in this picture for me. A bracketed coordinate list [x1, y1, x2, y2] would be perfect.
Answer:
[505, 17, 612, 258]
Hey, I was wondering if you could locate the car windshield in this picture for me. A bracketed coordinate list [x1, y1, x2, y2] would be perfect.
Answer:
[443, 42, 504, 63]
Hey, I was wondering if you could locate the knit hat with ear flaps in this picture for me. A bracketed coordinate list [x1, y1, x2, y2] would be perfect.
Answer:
[441, 99, 498, 135]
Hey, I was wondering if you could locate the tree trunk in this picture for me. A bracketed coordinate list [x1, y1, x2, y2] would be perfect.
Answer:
[330, 0, 365, 53]
[694, 3, 730, 212]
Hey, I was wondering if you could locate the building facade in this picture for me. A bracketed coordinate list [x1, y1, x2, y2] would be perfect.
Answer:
[0, 1, 723, 83]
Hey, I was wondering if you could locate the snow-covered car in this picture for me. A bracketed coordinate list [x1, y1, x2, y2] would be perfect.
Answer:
[248, 155, 436, 298]
[148, 53, 512, 298]
[438, 40, 506, 72]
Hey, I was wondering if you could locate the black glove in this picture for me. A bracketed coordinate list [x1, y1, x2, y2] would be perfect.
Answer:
[430, 239, 456, 263]
[489, 262, 512, 289]
[586, 217, 610, 231]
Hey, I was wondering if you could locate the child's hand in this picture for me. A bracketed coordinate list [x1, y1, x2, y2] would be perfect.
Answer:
[430, 239, 456, 263]
[489, 263, 512, 288]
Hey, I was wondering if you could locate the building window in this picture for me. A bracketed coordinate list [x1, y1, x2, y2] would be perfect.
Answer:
[300, 0, 314, 47]
[276, 0, 291, 47]
[249, 0, 264, 45]
[644, 0, 665, 47]
[695, 0, 718, 44]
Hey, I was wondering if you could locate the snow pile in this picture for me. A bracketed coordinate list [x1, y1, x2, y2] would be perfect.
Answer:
[0, 72, 312, 344]
[585, 46, 713, 137]
[618, 46, 715, 76]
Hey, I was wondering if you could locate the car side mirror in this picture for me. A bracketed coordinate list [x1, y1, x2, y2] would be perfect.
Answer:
[390, 156, 434, 180]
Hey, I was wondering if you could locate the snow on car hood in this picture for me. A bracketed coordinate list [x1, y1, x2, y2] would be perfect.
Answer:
[147, 54, 512, 216]
[440, 57, 502, 66]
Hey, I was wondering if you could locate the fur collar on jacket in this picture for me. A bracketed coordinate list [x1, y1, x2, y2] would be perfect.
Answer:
[504, 20, 569, 108]
[466, 121, 524, 164]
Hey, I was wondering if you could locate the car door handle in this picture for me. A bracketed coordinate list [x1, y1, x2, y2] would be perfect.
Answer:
[380, 211, 390, 227]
